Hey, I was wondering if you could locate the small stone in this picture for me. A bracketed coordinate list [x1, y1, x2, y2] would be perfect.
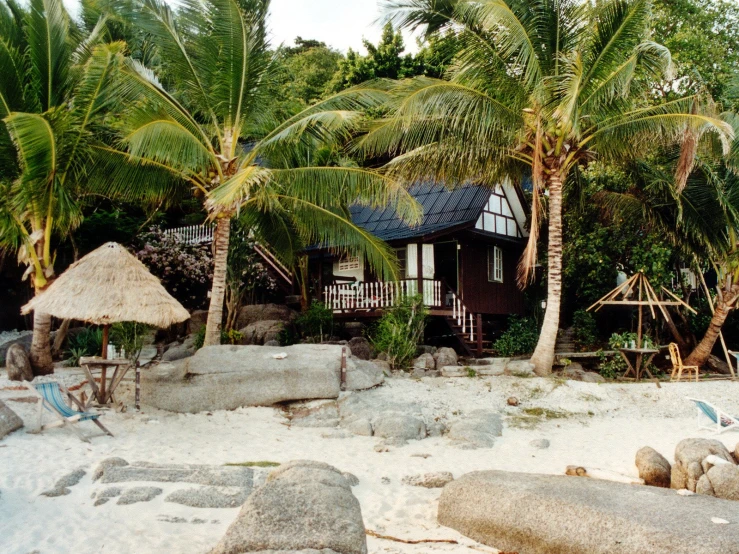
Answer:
[381, 477, 391, 484]
[402, 472, 454, 488]
[412, 353, 435, 370]
[117, 486, 163, 505]
[93, 458, 129, 482]
[372, 414, 426, 441]
[165, 486, 251, 508]
[635, 446, 671, 488]
[5, 343, 33, 381]
[426, 421, 446, 437]
[410, 453, 432, 459]
[434, 347, 458, 370]
[321, 430, 351, 439]
[344, 418, 373, 437]
[507, 397, 519, 407]
[530, 439, 550, 449]
[41, 468, 86, 497]
[440, 366, 467, 377]
[93, 487, 122, 506]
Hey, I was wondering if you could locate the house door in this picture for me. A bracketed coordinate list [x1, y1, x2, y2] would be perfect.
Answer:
[434, 241, 459, 292]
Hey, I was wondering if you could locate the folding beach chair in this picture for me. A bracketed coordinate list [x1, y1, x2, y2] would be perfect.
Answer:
[687, 397, 739, 434]
[23, 381, 113, 443]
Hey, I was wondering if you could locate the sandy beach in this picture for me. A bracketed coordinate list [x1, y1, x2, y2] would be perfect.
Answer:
[2, 369, 738, 554]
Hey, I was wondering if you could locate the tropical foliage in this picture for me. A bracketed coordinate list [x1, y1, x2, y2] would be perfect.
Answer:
[354, 0, 733, 374]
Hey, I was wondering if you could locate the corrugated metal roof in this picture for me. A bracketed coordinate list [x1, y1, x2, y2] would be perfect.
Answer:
[349, 182, 492, 241]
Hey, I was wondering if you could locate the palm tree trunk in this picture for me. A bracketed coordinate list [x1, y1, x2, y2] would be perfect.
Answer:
[204, 216, 231, 347]
[530, 172, 564, 376]
[684, 301, 733, 368]
[29, 310, 54, 375]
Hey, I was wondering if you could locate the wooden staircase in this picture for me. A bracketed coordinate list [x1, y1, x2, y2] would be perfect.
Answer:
[443, 289, 492, 358]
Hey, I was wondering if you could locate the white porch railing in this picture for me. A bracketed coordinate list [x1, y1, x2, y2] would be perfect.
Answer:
[324, 280, 442, 311]
[165, 224, 215, 245]
[449, 290, 475, 342]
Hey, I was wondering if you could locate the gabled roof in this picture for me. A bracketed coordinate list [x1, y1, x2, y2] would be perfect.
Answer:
[350, 182, 492, 241]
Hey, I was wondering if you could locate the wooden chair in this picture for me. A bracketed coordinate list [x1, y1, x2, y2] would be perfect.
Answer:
[23, 381, 113, 442]
[669, 343, 699, 382]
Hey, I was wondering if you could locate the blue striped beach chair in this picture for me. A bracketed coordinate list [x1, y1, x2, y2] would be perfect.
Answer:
[688, 397, 739, 434]
[23, 381, 113, 442]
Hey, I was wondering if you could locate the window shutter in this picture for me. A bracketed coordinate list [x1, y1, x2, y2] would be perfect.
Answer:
[406, 244, 418, 278]
[422, 244, 435, 278]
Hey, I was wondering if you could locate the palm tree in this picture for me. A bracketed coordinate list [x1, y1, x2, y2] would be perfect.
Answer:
[99, 0, 419, 346]
[356, 0, 733, 374]
[0, 0, 122, 373]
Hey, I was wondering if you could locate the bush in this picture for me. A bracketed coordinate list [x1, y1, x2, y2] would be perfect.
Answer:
[296, 301, 334, 342]
[572, 309, 598, 351]
[110, 322, 151, 362]
[370, 295, 428, 370]
[65, 327, 103, 366]
[134, 227, 213, 310]
[493, 316, 539, 357]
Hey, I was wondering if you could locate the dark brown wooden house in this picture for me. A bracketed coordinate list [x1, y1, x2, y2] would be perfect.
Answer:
[308, 181, 529, 356]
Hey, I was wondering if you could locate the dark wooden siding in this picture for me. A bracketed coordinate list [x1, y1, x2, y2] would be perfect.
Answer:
[459, 239, 525, 315]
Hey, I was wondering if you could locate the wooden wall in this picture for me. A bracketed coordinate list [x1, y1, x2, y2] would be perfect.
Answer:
[459, 239, 525, 316]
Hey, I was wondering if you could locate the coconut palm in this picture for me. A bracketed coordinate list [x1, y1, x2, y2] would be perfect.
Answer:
[599, 111, 739, 368]
[98, 0, 419, 346]
[357, 0, 733, 374]
[0, 0, 122, 373]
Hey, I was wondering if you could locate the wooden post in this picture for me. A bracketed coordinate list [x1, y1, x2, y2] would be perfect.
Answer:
[135, 362, 141, 411]
[637, 276, 643, 348]
[417, 243, 423, 299]
[476, 314, 483, 357]
[101, 324, 110, 359]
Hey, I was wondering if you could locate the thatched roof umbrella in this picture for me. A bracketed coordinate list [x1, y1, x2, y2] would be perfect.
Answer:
[22, 242, 190, 358]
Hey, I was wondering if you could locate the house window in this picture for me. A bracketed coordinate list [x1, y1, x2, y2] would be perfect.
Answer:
[338, 256, 361, 272]
[488, 246, 503, 283]
[395, 248, 407, 279]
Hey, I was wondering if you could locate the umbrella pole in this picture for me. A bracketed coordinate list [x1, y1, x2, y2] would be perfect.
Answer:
[637, 276, 643, 348]
[102, 324, 110, 359]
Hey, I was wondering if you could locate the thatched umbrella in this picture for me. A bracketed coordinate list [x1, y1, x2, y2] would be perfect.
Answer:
[22, 242, 190, 358]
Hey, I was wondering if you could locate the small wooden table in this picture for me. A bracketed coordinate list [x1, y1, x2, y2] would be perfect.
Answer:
[618, 348, 661, 388]
[79, 357, 132, 407]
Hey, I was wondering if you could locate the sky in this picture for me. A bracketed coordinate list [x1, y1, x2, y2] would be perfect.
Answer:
[61, 0, 420, 54]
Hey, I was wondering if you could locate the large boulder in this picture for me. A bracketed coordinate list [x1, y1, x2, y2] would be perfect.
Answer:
[438, 470, 739, 554]
[142, 345, 344, 413]
[344, 359, 384, 391]
[347, 337, 371, 360]
[0, 400, 23, 440]
[236, 304, 297, 330]
[433, 347, 458, 370]
[635, 446, 671, 488]
[5, 343, 33, 381]
[412, 353, 435, 370]
[372, 414, 426, 441]
[696, 463, 739, 501]
[671, 438, 735, 491]
[161, 335, 197, 362]
[562, 363, 606, 383]
[0, 332, 33, 366]
[447, 410, 502, 449]
[209, 460, 367, 554]
[239, 321, 285, 346]
[187, 310, 209, 336]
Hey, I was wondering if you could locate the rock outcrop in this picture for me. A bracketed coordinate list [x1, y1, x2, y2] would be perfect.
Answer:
[447, 410, 502, 449]
[433, 347, 458, 370]
[635, 446, 671, 488]
[438, 470, 739, 554]
[5, 343, 33, 381]
[209, 460, 366, 554]
[671, 438, 735, 491]
[239, 320, 285, 345]
[143, 345, 383, 413]
[0, 400, 23, 440]
[236, 304, 297, 330]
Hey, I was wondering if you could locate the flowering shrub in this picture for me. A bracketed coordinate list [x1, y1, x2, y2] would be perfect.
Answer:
[134, 228, 213, 310]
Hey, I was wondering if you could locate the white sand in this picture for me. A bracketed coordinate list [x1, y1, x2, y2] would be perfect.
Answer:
[2, 369, 739, 554]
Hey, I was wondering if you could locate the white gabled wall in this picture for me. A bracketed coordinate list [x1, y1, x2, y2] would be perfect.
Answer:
[474, 178, 529, 238]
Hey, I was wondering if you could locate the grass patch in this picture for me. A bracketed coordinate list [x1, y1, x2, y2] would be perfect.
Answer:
[521, 407, 572, 419]
[225, 461, 281, 468]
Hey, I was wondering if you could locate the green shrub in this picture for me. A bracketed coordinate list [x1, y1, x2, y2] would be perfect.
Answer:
[296, 301, 334, 342]
[193, 326, 232, 350]
[65, 327, 103, 366]
[493, 316, 539, 357]
[110, 322, 151, 362]
[572, 310, 598, 350]
[370, 295, 428, 370]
